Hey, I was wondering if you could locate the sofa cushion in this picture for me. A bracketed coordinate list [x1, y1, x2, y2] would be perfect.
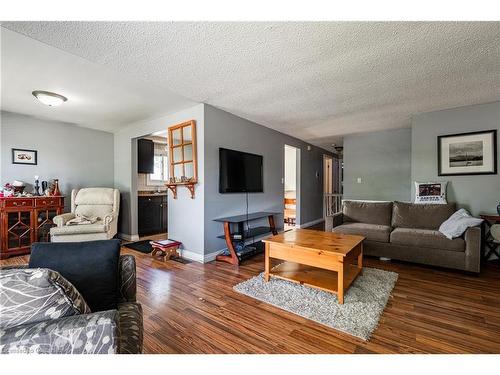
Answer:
[390, 227, 465, 252]
[50, 221, 108, 236]
[342, 200, 393, 226]
[439, 208, 483, 239]
[391, 201, 456, 230]
[0, 268, 90, 330]
[333, 223, 391, 243]
[29, 240, 121, 312]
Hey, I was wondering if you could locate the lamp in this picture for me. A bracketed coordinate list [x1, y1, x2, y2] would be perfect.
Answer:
[32, 90, 68, 106]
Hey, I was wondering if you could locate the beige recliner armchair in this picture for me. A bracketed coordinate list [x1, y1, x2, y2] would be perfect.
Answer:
[50, 188, 120, 242]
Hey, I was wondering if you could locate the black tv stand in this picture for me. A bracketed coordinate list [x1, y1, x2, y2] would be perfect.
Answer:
[214, 211, 279, 265]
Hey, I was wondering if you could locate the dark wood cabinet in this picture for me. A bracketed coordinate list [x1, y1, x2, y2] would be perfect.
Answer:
[138, 139, 154, 174]
[138, 195, 167, 236]
[0, 196, 64, 259]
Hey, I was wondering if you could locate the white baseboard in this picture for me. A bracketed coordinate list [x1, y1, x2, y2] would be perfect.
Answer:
[298, 218, 324, 228]
[178, 249, 206, 263]
[204, 250, 221, 263]
[118, 233, 140, 241]
[178, 249, 223, 263]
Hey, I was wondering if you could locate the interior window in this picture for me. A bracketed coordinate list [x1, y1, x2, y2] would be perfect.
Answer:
[149, 155, 168, 182]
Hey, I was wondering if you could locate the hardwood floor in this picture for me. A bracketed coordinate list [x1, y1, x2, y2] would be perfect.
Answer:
[2, 231, 500, 353]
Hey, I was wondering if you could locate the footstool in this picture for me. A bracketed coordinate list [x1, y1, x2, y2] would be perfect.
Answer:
[150, 239, 182, 261]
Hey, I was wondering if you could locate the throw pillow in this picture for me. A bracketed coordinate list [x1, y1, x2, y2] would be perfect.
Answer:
[0, 268, 90, 330]
[439, 209, 483, 239]
[414, 181, 448, 204]
[29, 239, 121, 312]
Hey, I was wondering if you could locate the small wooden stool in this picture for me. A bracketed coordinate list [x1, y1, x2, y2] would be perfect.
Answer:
[150, 240, 182, 261]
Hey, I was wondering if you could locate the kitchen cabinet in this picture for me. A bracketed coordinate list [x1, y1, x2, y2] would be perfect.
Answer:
[138, 139, 154, 174]
[138, 195, 167, 236]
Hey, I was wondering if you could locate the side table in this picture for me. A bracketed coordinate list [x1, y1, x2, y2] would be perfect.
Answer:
[480, 214, 500, 261]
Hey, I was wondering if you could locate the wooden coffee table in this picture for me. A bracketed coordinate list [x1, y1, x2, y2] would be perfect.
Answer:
[262, 229, 365, 304]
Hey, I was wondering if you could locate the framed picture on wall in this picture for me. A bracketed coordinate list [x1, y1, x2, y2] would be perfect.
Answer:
[12, 148, 38, 165]
[438, 130, 497, 176]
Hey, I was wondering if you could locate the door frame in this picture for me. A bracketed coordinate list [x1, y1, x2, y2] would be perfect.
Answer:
[284, 144, 301, 227]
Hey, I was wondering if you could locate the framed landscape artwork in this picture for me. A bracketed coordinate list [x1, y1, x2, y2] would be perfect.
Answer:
[438, 130, 497, 176]
[12, 148, 38, 165]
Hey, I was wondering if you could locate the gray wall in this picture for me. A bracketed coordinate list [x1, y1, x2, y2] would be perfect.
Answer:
[1, 111, 114, 211]
[204, 105, 331, 255]
[412, 101, 500, 215]
[343, 128, 412, 202]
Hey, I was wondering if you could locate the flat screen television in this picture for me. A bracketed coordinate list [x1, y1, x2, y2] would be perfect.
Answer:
[219, 148, 263, 193]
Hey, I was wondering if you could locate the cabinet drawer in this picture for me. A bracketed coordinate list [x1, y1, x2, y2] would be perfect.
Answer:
[35, 197, 61, 207]
[4, 199, 33, 208]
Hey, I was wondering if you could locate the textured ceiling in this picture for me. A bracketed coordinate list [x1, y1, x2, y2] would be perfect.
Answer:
[2, 22, 500, 147]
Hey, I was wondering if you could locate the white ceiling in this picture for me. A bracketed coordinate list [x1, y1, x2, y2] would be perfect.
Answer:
[2, 22, 500, 147]
[0, 27, 195, 133]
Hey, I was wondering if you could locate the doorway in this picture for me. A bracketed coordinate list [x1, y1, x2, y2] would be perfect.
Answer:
[324, 154, 343, 216]
[324, 155, 333, 195]
[284, 145, 300, 230]
[136, 133, 169, 241]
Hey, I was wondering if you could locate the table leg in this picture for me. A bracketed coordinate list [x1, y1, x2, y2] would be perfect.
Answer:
[264, 242, 270, 282]
[358, 242, 363, 275]
[338, 259, 344, 304]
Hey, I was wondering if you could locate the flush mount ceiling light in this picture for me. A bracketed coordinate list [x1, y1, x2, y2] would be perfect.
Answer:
[32, 90, 68, 106]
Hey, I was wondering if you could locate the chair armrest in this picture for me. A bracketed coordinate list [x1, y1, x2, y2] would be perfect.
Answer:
[53, 213, 76, 227]
[0, 310, 119, 354]
[103, 211, 118, 226]
[117, 302, 143, 354]
[464, 226, 481, 273]
[119, 255, 137, 303]
[325, 212, 344, 232]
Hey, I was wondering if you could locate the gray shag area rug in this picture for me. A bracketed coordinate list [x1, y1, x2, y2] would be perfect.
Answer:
[233, 267, 398, 340]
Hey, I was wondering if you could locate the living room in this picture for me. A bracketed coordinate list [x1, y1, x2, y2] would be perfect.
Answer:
[1, 2, 500, 373]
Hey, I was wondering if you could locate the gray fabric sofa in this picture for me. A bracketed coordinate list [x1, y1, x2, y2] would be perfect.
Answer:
[0, 255, 143, 354]
[325, 200, 481, 273]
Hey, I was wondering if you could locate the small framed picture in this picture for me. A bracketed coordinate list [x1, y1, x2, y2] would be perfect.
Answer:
[12, 149, 38, 165]
[438, 130, 497, 176]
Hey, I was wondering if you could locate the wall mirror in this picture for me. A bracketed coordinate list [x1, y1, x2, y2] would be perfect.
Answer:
[166, 120, 198, 198]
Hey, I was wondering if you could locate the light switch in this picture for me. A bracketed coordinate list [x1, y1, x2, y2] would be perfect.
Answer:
[357, 177, 362, 184]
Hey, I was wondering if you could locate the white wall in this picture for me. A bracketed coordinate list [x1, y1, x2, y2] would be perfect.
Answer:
[284, 145, 297, 193]
[114, 104, 205, 259]
[1, 111, 114, 211]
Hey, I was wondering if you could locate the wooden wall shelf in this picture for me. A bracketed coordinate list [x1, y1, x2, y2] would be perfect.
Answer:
[165, 182, 196, 199]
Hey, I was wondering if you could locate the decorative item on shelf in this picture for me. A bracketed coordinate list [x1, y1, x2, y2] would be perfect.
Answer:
[11, 180, 26, 194]
[52, 179, 61, 196]
[33, 175, 40, 196]
[42, 181, 49, 196]
[497, 202, 500, 216]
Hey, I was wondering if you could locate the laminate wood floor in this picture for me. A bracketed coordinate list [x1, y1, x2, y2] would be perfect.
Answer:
[3, 233, 500, 354]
